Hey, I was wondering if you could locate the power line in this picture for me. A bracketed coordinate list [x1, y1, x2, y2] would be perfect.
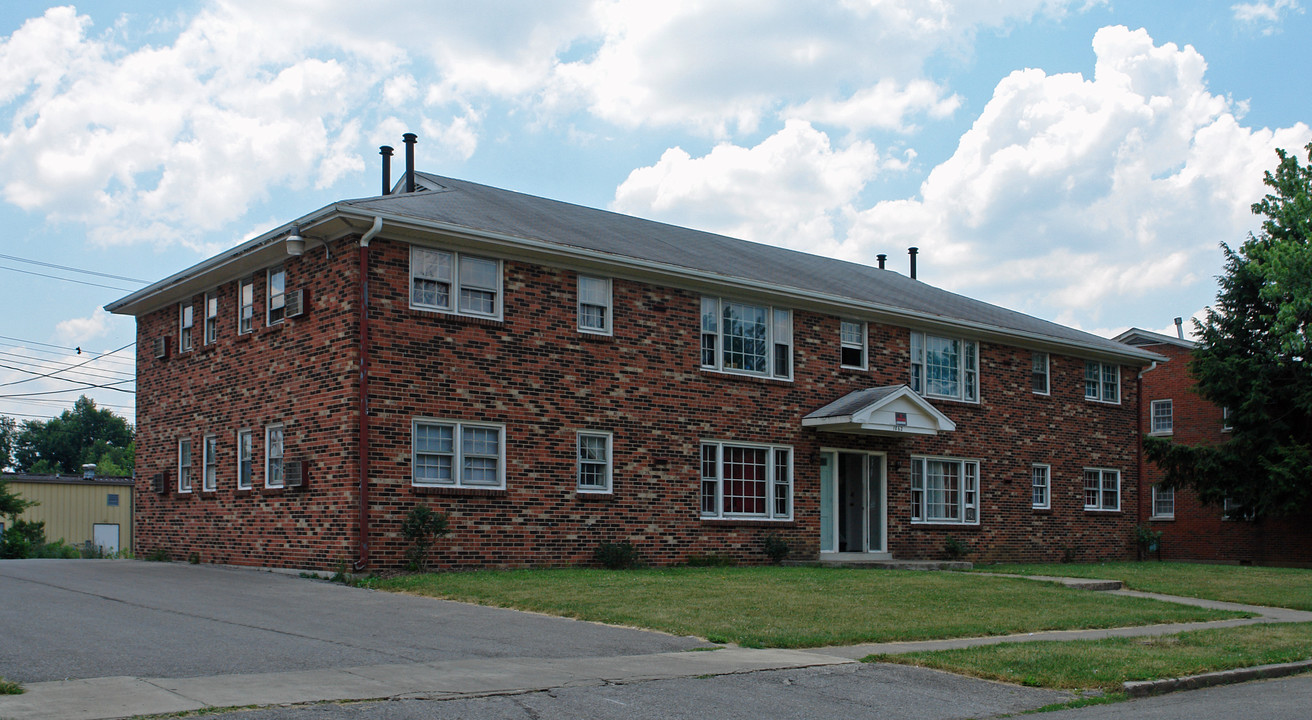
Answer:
[0, 253, 149, 284]
[0, 341, 136, 390]
[0, 341, 137, 370]
[0, 362, 137, 389]
[0, 396, 135, 411]
[0, 333, 138, 364]
[0, 351, 136, 381]
[0, 381, 135, 398]
[0, 264, 135, 292]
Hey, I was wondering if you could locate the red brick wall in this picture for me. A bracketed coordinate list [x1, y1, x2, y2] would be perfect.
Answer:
[1137, 341, 1312, 566]
[134, 235, 1141, 570]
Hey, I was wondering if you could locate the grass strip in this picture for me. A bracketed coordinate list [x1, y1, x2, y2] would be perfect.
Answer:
[978, 562, 1312, 611]
[375, 567, 1244, 648]
[866, 622, 1312, 692]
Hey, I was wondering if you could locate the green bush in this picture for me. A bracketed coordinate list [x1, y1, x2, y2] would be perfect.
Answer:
[763, 535, 790, 564]
[401, 506, 450, 572]
[0, 677, 22, 695]
[30, 540, 80, 559]
[944, 534, 971, 560]
[145, 547, 171, 562]
[0, 519, 47, 559]
[595, 541, 641, 569]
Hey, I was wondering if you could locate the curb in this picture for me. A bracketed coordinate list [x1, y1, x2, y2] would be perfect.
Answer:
[1123, 658, 1312, 697]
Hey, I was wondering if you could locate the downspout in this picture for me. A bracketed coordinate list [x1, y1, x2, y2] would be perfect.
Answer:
[355, 216, 383, 571]
[1136, 361, 1158, 533]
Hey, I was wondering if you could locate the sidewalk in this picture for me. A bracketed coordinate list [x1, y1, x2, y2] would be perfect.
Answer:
[3, 582, 1309, 720]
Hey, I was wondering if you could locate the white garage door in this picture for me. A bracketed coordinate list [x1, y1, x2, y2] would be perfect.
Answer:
[93, 524, 120, 554]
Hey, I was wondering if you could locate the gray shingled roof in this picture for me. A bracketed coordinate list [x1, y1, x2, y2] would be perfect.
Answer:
[341, 173, 1149, 359]
[804, 386, 906, 420]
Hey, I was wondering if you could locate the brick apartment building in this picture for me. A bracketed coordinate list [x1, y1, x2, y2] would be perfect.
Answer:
[107, 145, 1161, 571]
[1117, 327, 1312, 566]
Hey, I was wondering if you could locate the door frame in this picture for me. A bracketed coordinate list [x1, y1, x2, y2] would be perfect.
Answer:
[819, 448, 887, 554]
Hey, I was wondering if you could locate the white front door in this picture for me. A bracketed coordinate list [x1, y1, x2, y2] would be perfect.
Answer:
[819, 450, 886, 553]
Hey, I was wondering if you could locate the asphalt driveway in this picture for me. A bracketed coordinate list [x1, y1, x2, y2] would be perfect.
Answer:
[0, 560, 707, 684]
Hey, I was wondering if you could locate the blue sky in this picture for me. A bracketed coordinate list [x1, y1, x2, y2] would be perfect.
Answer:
[1, 1, 1309, 426]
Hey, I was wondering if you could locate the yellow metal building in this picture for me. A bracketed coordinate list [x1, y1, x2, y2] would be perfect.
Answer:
[3, 472, 134, 554]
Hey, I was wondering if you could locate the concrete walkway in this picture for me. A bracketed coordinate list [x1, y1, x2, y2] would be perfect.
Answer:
[3, 575, 1309, 720]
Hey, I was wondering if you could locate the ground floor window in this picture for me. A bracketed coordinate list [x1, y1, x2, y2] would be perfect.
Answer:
[1083, 468, 1120, 511]
[700, 441, 792, 520]
[413, 419, 506, 489]
[910, 456, 979, 524]
[1152, 484, 1174, 518]
[1031, 464, 1050, 509]
[577, 431, 612, 493]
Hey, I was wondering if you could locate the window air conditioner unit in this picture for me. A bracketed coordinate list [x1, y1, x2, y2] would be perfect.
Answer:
[151, 471, 170, 495]
[285, 289, 306, 318]
[154, 337, 168, 359]
[285, 460, 306, 490]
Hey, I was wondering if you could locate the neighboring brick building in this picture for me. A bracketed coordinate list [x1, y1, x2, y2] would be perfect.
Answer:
[108, 153, 1161, 571]
[1117, 328, 1312, 566]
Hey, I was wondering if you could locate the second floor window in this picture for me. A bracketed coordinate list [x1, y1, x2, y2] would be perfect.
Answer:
[910, 332, 978, 402]
[578, 276, 612, 334]
[179, 303, 193, 353]
[700, 297, 792, 379]
[1085, 361, 1120, 403]
[841, 320, 867, 369]
[204, 292, 218, 344]
[267, 266, 285, 325]
[238, 278, 255, 334]
[1151, 400, 1173, 434]
[1032, 352, 1049, 394]
[410, 246, 501, 318]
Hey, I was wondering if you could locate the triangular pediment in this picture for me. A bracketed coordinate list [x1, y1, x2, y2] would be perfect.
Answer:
[802, 385, 956, 436]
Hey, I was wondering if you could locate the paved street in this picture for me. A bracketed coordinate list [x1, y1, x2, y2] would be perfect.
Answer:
[0, 559, 706, 683]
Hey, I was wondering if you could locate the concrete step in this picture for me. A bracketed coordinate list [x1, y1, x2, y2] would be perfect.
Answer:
[817, 558, 973, 571]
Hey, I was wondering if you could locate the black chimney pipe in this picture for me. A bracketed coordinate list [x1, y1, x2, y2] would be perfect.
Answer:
[876, 254, 887, 270]
[379, 146, 393, 196]
[908, 247, 919, 279]
[403, 133, 417, 193]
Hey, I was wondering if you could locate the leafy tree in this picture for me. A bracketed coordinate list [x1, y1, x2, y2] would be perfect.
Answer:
[1145, 143, 1312, 519]
[0, 479, 42, 559]
[13, 396, 134, 475]
[0, 416, 14, 471]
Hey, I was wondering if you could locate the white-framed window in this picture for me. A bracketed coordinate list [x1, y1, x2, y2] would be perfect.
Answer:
[1222, 406, 1233, 432]
[1031, 464, 1050, 509]
[1150, 400, 1173, 435]
[577, 275, 612, 335]
[265, 424, 284, 489]
[1152, 484, 1174, 519]
[412, 419, 506, 489]
[202, 435, 217, 492]
[1222, 497, 1253, 521]
[267, 266, 286, 325]
[1083, 468, 1120, 511]
[700, 441, 792, 520]
[238, 278, 255, 334]
[700, 297, 793, 380]
[178, 438, 193, 493]
[577, 431, 612, 493]
[840, 320, 867, 369]
[1084, 361, 1120, 403]
[1032, 352, 1049, 394]
[204, 291, 218, 345]
[179, 303, 194, 353]
[410, 246, 502, 319]
[910, 332, 978, 402]
[236, 429, 253, 490]
[910, 456, 979, 524]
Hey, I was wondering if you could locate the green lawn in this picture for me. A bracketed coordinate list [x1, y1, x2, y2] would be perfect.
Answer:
[374, 567, 1244, 648]
[869, 622, 1312, 692]
[978, 562, 1312, 611]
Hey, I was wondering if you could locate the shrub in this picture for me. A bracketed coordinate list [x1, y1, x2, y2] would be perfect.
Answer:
[31, 540, 80, 559]
[145, 547, 171, 562]
[944, 534, 971, 560]
[401, 506, 450, 572]
[763, 534, 790, 564]
[0, 519, 46, 559]
[0, 677, 22, 695]
[595, 541, 641, 569]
